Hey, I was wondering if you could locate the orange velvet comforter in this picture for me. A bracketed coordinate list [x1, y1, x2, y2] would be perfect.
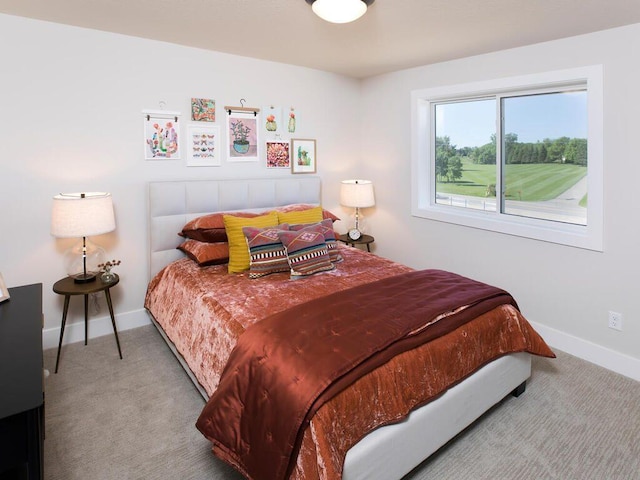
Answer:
[145, 246, 554, 480]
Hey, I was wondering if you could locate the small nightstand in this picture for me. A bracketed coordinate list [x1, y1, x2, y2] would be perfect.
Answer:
[52, 274, 122, 373]
[337, 233, 375, 252]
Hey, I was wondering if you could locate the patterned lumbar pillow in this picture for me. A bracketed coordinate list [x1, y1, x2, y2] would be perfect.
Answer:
[277, 224, 335, 278]
[243, 224, 290, 279]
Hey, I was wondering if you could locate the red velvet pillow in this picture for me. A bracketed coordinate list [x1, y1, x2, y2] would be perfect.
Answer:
[177, 240, 229, 266]
[275, 203, 340, 223]
[180, 211, 261, 242]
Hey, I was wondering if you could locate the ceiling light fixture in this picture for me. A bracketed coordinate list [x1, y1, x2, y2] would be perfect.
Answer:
[305, 0, 375, 24]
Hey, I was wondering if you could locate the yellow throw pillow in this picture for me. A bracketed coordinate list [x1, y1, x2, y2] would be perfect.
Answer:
[277, 206, 323, 225]
[224, 211, 279, 273]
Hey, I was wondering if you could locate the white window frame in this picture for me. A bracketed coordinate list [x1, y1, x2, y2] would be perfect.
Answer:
[411, 66, 603, 251]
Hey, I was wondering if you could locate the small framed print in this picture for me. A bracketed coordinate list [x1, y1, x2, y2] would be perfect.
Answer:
[266, 140, 290, 169]
[291, 138, 316, 174]
[0, 273, 10, 303]
[191, 98, 216, 122]
[227, 110, 259, 162]
[143, 110, 181, 160]
[187, 124, 221, 167]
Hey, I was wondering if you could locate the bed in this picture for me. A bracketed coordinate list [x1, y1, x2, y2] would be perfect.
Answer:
[145, 177, 554, 480]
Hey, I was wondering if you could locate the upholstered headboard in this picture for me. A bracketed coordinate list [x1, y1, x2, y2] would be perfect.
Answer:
[147, 177, 322, 279]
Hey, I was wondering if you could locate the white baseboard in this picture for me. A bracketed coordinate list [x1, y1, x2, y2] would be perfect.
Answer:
[42, 308, 151, 350]
[529, 320, 640, 382]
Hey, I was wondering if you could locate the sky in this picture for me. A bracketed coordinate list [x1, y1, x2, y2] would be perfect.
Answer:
[435, 91, 588, 148]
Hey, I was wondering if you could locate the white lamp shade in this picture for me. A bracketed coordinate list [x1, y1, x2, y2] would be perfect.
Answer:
[340, 180, 375, 208]
[311, 0, 368, 23]
[51, 192, 116, 238]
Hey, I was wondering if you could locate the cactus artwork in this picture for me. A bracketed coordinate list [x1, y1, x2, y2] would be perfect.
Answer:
[288, 109, 296, 133]
[266, 114, 277, 132]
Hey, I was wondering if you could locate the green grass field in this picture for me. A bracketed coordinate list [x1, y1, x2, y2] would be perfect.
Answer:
[437, 158, 587, 202]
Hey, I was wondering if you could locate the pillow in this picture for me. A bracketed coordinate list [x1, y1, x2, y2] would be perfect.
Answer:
[290, 218, 343, 264]
[177, 240, 229, 266]
[243, 224, 290, 279]
[277, 224, 335, 278]
[181, 206, 339, 242]
[276, 203, 341, 223]
[180, 211, 261, 242]
[224, 211, 279, 273]
[277, 206, 323, 226]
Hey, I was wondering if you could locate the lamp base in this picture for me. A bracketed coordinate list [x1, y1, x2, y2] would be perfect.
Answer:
[71, 272, 98, 284]
[63, 238, 105, 283]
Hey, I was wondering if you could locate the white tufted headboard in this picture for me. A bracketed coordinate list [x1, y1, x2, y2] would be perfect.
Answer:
[147, 177, 322, 279]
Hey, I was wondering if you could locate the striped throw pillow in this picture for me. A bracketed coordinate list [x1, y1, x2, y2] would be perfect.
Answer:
[243, 224, 290, 278]
[277, 224, 334, 278]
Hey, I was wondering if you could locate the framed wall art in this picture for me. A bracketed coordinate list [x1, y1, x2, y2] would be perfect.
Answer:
[291, 138, 316, 174]
[191, 98, 216, 122]
[226, 110, 259, 162]
[187, 124, 221, 167]
[266, 140, 290, 169]
[263, 105, 283, 134]
[143, 110, 181, 160]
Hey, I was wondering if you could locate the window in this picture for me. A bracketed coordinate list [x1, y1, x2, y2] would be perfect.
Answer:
[411, 66, 603, 251]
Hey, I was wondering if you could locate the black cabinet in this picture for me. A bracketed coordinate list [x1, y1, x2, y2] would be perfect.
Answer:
[0, 284, 44, 480]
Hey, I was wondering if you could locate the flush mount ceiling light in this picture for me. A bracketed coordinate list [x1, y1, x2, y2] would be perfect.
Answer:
[305, 0, 375, 24]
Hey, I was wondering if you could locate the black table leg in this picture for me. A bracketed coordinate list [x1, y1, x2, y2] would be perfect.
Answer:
[104, 289, 122, 359]
[83, 294, 89, 345]
[55, 295, 70, 373]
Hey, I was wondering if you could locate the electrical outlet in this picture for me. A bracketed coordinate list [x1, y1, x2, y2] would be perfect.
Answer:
[608, 311, 623, 331]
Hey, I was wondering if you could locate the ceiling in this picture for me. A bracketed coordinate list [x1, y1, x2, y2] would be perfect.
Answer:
[1, 0, 639, 78]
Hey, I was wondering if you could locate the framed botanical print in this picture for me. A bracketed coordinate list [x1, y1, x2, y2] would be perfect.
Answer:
[227, 110, 259, 162]
[191, 98, 216, 122]
[291, 139, 316, 174]
[266, 140, 291, 169]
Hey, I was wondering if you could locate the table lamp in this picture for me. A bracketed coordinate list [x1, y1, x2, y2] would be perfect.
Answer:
[51, 192, 116, 283]
[340, 179, 375, 241]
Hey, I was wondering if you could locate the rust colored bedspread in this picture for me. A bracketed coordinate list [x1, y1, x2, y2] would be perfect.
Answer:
[195, 270, 553, 480]
[144, 245, 413, 395]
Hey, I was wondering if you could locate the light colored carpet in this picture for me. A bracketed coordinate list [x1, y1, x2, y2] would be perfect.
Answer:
[43, 325, 640, 480]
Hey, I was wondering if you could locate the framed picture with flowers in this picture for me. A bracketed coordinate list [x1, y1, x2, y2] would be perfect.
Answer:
[266, 140, 290, 169]
[291, 138, 316, 174]
[143, 110, 181, 160]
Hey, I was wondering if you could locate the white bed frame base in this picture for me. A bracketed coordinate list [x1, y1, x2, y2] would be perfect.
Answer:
[147, 178, 532, 480]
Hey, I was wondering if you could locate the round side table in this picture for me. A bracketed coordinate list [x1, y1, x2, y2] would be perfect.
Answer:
[52, 274, 122, 373]
[337, 233, 375, 252]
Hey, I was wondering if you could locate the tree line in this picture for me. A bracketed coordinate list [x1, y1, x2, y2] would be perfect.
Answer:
[436, 134, 588, 183]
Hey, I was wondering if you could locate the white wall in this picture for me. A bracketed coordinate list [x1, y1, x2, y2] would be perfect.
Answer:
[360, 24, 640, 379]
[0, 14, 362, 347]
